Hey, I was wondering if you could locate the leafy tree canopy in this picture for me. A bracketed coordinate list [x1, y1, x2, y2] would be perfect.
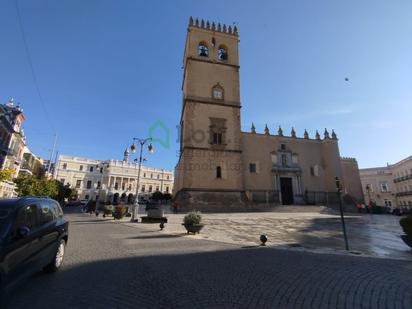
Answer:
[0, 168, 14, 182]
[14, 175, 74, 202]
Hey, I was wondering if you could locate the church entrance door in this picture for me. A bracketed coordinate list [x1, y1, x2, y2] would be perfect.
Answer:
[280, 177, 294, 205]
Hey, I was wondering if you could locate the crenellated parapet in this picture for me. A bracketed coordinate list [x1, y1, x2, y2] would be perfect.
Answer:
[188, 16, 238, 36]
[245, 123, 339, 141]
[341, 156, 358, 162]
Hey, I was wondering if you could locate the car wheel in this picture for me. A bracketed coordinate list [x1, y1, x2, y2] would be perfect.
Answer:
[44, 239, 66, 273]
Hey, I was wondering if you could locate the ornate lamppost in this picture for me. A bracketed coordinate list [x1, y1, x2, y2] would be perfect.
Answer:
[129, 137, 153, 222]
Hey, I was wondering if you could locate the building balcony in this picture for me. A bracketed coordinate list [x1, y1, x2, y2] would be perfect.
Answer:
[394, 174, 412, 183]
[396, 191, 412, 197]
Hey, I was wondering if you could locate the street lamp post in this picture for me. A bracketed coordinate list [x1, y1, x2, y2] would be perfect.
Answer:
[366, 184, 372, 206]
[93, 162, 107, 214]
[130, 137, 153, 222]
[335, 177, 349, 251]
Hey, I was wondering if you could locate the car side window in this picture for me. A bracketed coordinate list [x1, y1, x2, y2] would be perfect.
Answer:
[39, 202, 55, 225]
[49, 201, 63, 219]
[15, 204, 39, 229]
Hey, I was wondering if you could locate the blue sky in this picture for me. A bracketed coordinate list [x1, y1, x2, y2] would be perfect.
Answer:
[1, 0, 411, 170]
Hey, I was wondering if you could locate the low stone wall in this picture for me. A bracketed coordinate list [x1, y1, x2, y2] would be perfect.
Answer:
[175, 190, 285, 212]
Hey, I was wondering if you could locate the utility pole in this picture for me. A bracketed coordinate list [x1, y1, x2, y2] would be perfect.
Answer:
[47, 133, 58, 176]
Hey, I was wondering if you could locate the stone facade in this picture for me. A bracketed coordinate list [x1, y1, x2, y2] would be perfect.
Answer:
[360, 155, 412, 211]
[392, 155, 412, 209]
[19, 146, 44, 177]
[0, 180, 16, 198]
[359, 166, 395, 208]
[0, 98, 25, 178]
[54, 154, 174, 203]
[174, 18, 363, 211]
[341, 157, 364, 203]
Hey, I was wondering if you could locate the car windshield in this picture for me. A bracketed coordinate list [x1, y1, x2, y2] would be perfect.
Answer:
[0, 208, 12, 240]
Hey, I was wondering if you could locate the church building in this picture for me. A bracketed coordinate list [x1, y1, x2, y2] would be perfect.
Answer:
[174, 17, 363, 211]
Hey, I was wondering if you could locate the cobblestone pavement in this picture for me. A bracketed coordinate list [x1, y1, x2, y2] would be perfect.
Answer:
[2, 210, 412, 309]
[114, 205, 412, 260]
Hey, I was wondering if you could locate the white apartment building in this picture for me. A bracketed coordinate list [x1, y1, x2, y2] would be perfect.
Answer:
[54, 154, 174, 203]
[359, 166, 395, 208]
[391, 155, 412, 209]
[360, 155, 412, 210]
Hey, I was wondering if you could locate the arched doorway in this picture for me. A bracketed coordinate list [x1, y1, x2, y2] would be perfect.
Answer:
[113, 193, 120, 205]
[127, 193, 134, 204]
[120, 193, 127, 203]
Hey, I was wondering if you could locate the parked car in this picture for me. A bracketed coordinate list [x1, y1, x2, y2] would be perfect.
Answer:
[0, 197, 69, 291]
[65, 200, 81, 207]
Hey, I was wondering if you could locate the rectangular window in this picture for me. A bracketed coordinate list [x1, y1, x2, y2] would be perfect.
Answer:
[141, 185, 145, 192]
[213, 133, 223, 145]
[76, 180, 81, 188]
[100, 167, 103, 173]
[156, 186, 159, 191]
[89, 166, 94, 172]
[216, 166, 222, 178]
[97, 181, 101, 189]
[281, 154, 287, 167]
[149, 186, 152, 192]
[86, 180, 92, 189]
[60, 178, 65, 184]
[166, 187, 169, 193]
[249, 163, 257, 173]
[79, 165, 83, 171]
[380, 182, 388, 192]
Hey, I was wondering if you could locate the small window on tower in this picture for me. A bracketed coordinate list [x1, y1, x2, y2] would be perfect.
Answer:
[249, 163, 257, 173]
[213, 88, 223, 100]
[216, 166, 222, 179]
[217, 46, 227, 61]
[198, 43, 209, 57]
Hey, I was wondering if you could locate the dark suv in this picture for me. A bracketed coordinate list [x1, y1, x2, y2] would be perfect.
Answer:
[0, 197, 68, 289]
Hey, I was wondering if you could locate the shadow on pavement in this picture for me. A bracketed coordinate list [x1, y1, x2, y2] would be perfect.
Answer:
[2, 247, 412, 309]
[295, 215, 412, 258]
[125, 233, 186, 240]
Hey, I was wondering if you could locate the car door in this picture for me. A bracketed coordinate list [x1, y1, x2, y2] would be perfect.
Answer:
[36, 201, 59, 267]
[3, 204, 40, 281]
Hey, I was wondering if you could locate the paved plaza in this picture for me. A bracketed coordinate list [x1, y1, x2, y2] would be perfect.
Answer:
[2, 209, 412, 309]
[121, 205, 411, 260]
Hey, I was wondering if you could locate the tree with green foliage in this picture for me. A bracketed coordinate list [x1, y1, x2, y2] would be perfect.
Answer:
[0, 168, 14, 182]
[56, 182, 76, 203]
[14, 175, 61, 199]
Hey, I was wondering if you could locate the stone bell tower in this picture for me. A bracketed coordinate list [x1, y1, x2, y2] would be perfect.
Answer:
[174, 17, 245, 210]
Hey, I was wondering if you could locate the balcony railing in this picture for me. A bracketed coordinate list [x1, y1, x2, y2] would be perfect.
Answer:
[394, 174, 412, 183]
[396, 191, 412, 197]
